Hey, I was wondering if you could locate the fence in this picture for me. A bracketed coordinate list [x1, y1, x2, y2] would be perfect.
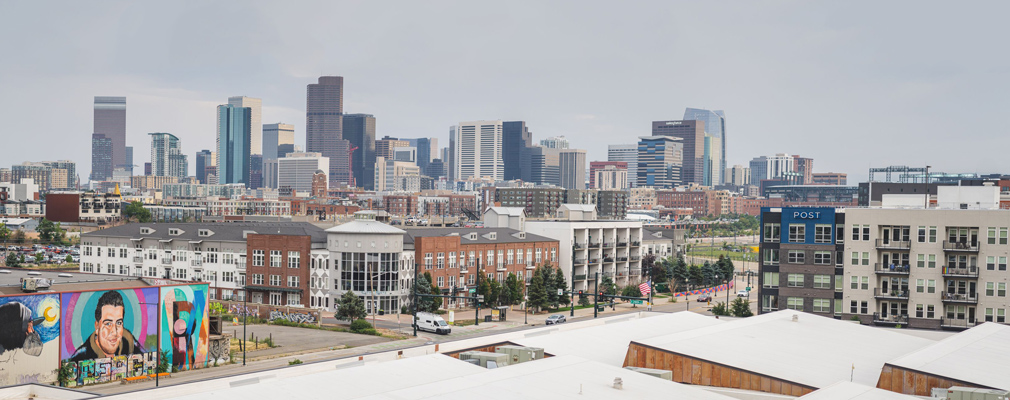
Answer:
[214, 299, 322, 325]
[670, 281, 735, 297]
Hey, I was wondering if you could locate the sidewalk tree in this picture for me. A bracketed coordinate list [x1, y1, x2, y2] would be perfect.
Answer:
[505, 273, 523, 305]
[578, 293, 590, 307]
[642, 253, 665, 283]
[412, 273, 439, 313]
[600, 276, 617, 296]
[711, 301, 729, 316]
[621, 285, 640, 300]
[671, 257, 689, 292]
[730, 297, 753, 317]
[527, 267, 549, 312]
[553, 270, 570, 307]
[334, 291, 367, 321]
[0, 223, 10, 243]
[477, 277, 492, 306]
[423, 272, 442, 310]
[123, 201, 152, 223]
[542, 266, 558, 308]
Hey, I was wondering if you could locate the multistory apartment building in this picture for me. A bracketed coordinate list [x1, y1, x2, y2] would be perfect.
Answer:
[149, 133, 188, 178]
[451, 121, 504, 182]
[629, 187, 656, 210]
[597, 190, 629, 220]
[494, 187, 566, 219]
[326, 212, 409, 314]
[523, 219, 644, 291]
[406, 228, 559, 308]
[162, 183, 246, 198]
[591, 163, 628, 190]
[162, 198, 291, 217]
[725, 165, 750, 186]
[383, 195, 419, 216]
[636, 136, 683, 189]
[759, 206, 1010, 330]
[278, 152, 330, 195]
[539, 136, 569, 149]
[42, 160, 77, 190]
[12, 162, 51, 191]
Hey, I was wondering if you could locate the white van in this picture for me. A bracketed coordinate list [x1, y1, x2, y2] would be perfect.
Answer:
[414, 312, 451, 335]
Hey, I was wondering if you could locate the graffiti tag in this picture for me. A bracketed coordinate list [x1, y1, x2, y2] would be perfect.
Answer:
[63, 352, 157, 387]
[268, 311, 316, 324]
[229, 304, 257, 317]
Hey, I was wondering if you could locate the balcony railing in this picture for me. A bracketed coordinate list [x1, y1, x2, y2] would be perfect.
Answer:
[590, 242, 601, 247]
[875, 239, 911, 250]
[160, 258, 172, 266]
[631, 255, 641, 261]
[874, 263, 910, 275]
[629, 269, 641, 276]
[941, 266, 979, 278]
[941, 291, 978, 304]
[574, 274, 587, 281]
[574, 242, 585, 249]
[940, 318, 978, 329]
[618, 242, 628, 247]
[943, 240, 979, 252]
[459, 268, 469, 274]
[133, 256, 143, 263]
[237, 262, 246, 270]
[575, 258, 586, 265]
[602, 243, 614, 248]
[872, 312, 908, 326]
[589, 258, 600, 264]
[617, 256, 629, 262]
[604, 257, 614, 263]
[873, 288, 909, 300]
[631, 241, 641, 247]
[603, 271, 614, 278]
[191, 259, 203, 267]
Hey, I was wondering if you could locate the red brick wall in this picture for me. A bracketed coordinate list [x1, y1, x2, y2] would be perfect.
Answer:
[45, 193, 81, 223]
[414, 236, 560, 291]
[246, 234, 312, 306]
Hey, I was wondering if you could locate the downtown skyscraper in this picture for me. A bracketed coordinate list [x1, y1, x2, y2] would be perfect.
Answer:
[305, 76, 352, 187]
[502, 121, 532, 181]
[343, 114, 376, 190]
[683, 108, 726, 184]
[91, 96, 126, 181]
[149, 132, 187, 178]
[228, 96, 262, 155]
[217, 104, 251, 185]
[451, 121, 504, 182]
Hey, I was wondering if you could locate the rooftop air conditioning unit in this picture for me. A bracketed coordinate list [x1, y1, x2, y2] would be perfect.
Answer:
[945, 387, 1010, 400]
[459, 351, 509, 368]
[624, 366, 674, 381]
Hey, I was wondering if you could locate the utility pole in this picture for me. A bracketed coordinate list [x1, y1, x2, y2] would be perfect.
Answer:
[243, 288, 247, 365]
[593, 272, 599, 319]
[570, 243, 576, 317]
[475, 257, 481, 326]
[412, 262, 418, 337]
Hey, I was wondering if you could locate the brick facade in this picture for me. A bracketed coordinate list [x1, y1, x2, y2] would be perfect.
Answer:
[246, 234, 312, 307]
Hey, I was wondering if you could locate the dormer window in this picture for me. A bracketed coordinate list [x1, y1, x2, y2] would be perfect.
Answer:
[169, 228, 184, 236]
[140, 227, 154, 235]
[198, 229, 213, 237]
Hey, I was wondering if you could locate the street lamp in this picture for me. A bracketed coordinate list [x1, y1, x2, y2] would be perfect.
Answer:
[137, 300, 161, 387]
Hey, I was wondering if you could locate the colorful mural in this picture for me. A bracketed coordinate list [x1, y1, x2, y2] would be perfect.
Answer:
[0, 294, 61, 386]
[60, 288, 159, 387]
[160, 284, 209, 372]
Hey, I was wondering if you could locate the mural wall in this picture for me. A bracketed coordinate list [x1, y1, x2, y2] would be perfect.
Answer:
[60, 288, 159, 387]
[0, 294, 61, 386]
[160, 284, 209, 372]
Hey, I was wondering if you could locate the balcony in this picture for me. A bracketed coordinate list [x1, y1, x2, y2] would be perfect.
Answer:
[629, 269, 641, 276]
[589, 258, 600, 264]
[943, 241, 979, 252]
[941, 291, 978, 304]
[191, 259, 203, 267]
[872, 313, 908, 327]
[875, 239, 911, 250]
[618, 242, 628, 247]
[603, 271, 614, 278]
[133, 256, 143, 263]
[459, 268, 469, 274]
[631, 255, 641, 261]
[160, 258, 172, 266]
[617, 256, 629, 262]
[574, 274, 587, 281]
[575, 258, 587, 265]
[604, 257, 614, 263]
[940, 318, 978, 330]
[602, 243, 614, 249]
[941, 266, 979, 278]
[631, 241, 641, 247]
[526, 264, 536, 270]
[574, 242, 586, 249]
[237, 262, 246, 270]
[590, 242, 601, 247]
[873, 288, 909, 300]
[496, 266, 507, 272]
[874, 263, 910, 275]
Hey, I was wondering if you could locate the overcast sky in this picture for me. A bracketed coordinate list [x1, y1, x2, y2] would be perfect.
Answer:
[2, 1, 1008, 183]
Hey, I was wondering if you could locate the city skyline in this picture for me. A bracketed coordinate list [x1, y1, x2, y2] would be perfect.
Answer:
[2, 2, 1009, 182]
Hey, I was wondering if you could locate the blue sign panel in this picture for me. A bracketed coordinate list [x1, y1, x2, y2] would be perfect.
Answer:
[780, 207, 836, 245]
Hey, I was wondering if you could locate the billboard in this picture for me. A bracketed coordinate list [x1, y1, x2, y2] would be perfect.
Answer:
[160, 284, 209, 372]
[0, 294, 61, 386]
[59, 288, 159, 387]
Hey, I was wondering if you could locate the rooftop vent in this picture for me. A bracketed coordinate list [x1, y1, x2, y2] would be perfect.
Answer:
[613, 377, 623, 390]
[792, 314, 799, 322]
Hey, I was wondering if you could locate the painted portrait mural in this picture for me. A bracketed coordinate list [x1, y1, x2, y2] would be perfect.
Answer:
[160, 284, 209, 372]
[0, 294, 60, 386]
[60, 288, 159, 387]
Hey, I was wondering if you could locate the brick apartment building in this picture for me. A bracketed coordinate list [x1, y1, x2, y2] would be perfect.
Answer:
[245, 231, 325, 307]
[384, 195, 419, 216]
[405, 228, 560, 308]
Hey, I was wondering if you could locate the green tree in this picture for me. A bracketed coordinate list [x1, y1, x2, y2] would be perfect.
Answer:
[578, 293, 590, 307]
[711, 301, 730, 316]
[65, 254, 73, 263]
[412, 273, 439, 313]
[671, 257, 689, 292]
[34, 253, 44, 264]
[554, 270, 570, 307]
[487, 279, 502, 307]
[600, 276, 617, 296]
[334, 291, 367, 321]
[505, 273, 524, 306]
[718, 257, 735, 284]
[123, 201, 152, 223]
[688, 265, 703, 288]
[730, 297, 753, 317]
[424, 272, 442, 310]
[621, 285, 642, 303]
[542, 267, 558, 308]
[0, 223, 10, 243]
[35, 219, 65, 245]
[642, 253, 665, 283]
[527, 266, 549, 312]
[6, 253, 20, 268]
[700, 262, 717, 286]
[11, 230, 25, 244]
[477, 277, 492, 306]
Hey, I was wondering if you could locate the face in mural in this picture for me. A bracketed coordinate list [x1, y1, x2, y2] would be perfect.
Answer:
[69, 291, 146, 361]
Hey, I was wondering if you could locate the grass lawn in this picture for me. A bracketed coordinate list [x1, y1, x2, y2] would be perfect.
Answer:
[685, 249, 755, 262]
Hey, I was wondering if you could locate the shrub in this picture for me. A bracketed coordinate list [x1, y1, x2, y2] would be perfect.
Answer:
[350, 319, 373, 333]
[288, 359, 303, 365]
[711, 302, 730, 316]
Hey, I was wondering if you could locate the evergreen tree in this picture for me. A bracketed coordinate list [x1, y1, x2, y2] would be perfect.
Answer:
[672, 257, 689, 291]
[701, 262, 716, 286]
[478, 277, 492, 306]
[730, 297, 753, 317]
[487, 279, 503, 307]
[543, 266, 558, 308]
[688, 265, 703, 288]
[527, 267, 549, 312]
[642, 253, 665, 283]
[424, 272, 442, 310]
[334, 291, 367, 321]
[505, 273, 524, 305]
[553, 269, 570, 307]
[600, 276, 617, 295]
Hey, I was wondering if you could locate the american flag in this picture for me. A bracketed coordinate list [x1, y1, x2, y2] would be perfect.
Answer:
[638, 281, 651, 296]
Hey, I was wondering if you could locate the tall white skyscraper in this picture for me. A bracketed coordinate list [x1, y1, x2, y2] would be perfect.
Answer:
[277, 152, 329, 195]
[263, 123, 295, 161]
[539, 136, 570, 149]
[451, 120, 504, 182]
[228, 96, 263, 156]
[608, 144, 638, 187]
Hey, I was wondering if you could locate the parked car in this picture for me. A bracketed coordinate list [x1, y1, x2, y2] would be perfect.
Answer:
[737, 290, 749, 298]
[545, 314, 566, 325]
[697, 294, 713, 302]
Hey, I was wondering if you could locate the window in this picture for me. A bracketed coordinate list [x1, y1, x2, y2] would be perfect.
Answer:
[270, 250, 281, 267]
[917, 226, 926, 243]
[787, 250, 805, 264]
[861, 301, 868, 314]
[498, 252, 504, 267]
[987, 256, 995, 270]
[789, 224, 805, 243]
[814, 225, 832, 243]
[787, 297, 803, 310]
[437, 253, 445, 269]
[851, 251, 859, 266]
[270, 275, 281, 286]
[916, 279, 925, 293]
[448, 275, 456, 287]
[763, 272, 779, 288]
[787, 274, 804, 287]
[253, 250, 264, 267]
[223, 253, 235, 265]
[928, 254, 937, 268]
[1002, 257, 1008, 271]
[861, 276, 869, 290]
[468, 274, 475, 285]
[928, 226, 937, 243]
[988, 227, 997, 245]
[850, 276, 859, 290]
[516, 249, 523, 265]
[424, 253, 433, 269]
[917, 254, 925, 268]
[763, 249, 779, 265]
[1000, 283, 1007, 297]
[814, 251, 831, 265]
[437, 276, 444, 287]
[862, 225, 870, 241]
[813, 275, 831, 289]
[448, 252, 456, 269]
[999, 309, 1007, 323]
[287, 276, 299, 288]
[551, 248, 557, 262]
[487, 250, 494, 267]
[288, 251, 300, 268]
[251, 274, 264, 285]
[525, 249, 532, 265]
[927, 304, 935, 319]
[764, 223, 781, 243]
[850, 300, 858, 314]
[927, 279, 936, 293]
[834, 299, 842, 315]
[222, 271, 234, 282]
[813, 299, 830, 313]
[507, 249, 514, 265]
[851, 225, 860, 241]
[861, 252, 870, 266]
[535, 249, 542, 264]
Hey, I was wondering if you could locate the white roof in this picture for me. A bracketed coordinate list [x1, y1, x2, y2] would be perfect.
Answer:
[325, 219, 405, 234]
[486, 207, 525, 217]
[0, 217, 33, 225]
[560, 203, 596, 212]
[520, 312, 722, 365]
[635, 310, 935, 389]
[799, 382, 920, 400]
[884, 322, 1010, 391]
